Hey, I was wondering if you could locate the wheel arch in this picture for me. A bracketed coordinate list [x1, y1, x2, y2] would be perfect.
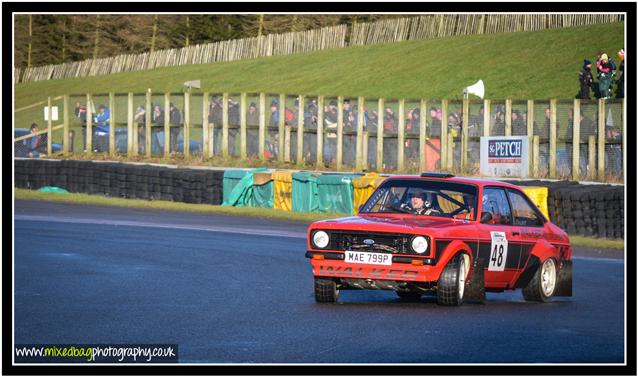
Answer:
[437, 240, 473, 277]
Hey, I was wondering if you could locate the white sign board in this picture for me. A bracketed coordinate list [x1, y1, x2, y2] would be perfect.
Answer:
[43, 106, 59, 121]
[480, 136, 529, 178]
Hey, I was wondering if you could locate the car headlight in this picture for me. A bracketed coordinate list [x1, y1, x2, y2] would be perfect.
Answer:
[411, 236, 428, 254]
[313, 231, 330, 249]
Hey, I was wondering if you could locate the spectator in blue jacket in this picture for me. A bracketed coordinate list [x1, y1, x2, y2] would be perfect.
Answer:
[93, 104, 110, 131]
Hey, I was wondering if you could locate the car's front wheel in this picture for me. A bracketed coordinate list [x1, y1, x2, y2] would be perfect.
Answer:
[523, 258, 557, 302]
[314, 277, 339, 303]
[437, 253, 468, 306]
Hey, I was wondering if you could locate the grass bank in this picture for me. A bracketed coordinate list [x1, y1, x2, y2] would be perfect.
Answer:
[14, 188, 624, 250]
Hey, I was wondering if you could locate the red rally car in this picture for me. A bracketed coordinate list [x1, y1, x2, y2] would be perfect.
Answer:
[305, 173, 572, 306]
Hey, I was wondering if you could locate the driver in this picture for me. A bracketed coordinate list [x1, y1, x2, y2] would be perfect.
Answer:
[409, 191, 439, 215]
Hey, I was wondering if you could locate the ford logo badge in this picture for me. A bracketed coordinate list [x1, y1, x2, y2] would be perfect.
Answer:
[363, 239, 375, 245]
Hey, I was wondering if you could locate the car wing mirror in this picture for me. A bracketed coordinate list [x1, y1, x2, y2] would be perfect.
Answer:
[480, 211, 492, 224]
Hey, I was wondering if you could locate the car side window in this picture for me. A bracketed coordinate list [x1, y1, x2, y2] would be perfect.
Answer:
[481, 188, 512, 225]
[508, 190, 543, 227]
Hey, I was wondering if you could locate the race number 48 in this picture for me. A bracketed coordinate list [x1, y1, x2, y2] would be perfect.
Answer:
[488, 231, 508, 271]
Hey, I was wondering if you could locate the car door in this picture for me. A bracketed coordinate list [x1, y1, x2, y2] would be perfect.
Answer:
[477, 187, 522, 289]
[505, 188, 547, 285]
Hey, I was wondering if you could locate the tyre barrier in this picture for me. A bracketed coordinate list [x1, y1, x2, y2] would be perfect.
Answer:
[505, 180, 624, 239]
[14, 159, 224, 205]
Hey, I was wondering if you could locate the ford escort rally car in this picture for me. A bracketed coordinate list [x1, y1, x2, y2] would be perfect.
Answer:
[305, 173, 572, 306]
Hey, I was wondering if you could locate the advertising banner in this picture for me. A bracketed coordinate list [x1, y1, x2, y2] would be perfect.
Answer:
[480, 136, 529, 178]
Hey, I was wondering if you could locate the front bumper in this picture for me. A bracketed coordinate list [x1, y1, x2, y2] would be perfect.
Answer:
[307, 251, 440, 283]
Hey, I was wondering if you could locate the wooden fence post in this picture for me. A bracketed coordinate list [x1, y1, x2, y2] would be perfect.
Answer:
[240, 92, 247, 159]
[336, 95, 344, 169]
[397, 98, 405, 172]
[86, 93, 93, 156]
[109, 92, 115, 156]
[63, 95, 69, 156]
[572, 99, 581, 180]
[533, 135, 540, 177]
[505, 98, 512, 136]
[284, 125, 291, 162]
[47, 96, 52, 156]
[597, 98, 606, 181]
[588, 135, 596, 180]
[222, 92, 229, 158]
[164, 93, 170, 157]
[127, 93, 133, 156]
[527, 99, 534, 173]
[461, 98, 469, 172]
[259, 93, 266, 160]
[316, 95, 324, 167]
[184, 91, 190, 157]
[376, 98, 384, 170]
[362, 131, 369, 171]
[549, 98, 557, 178]
[278, 93, 286, 162]
[145, 90, 152, 158]
[296, 95, 305, 165]
[355, 96, 364, 170]
[440, 99, 448, 170]
[419, 99, 427, 172]
[202, 92, 209, 159]
[483, 99, 491, 137]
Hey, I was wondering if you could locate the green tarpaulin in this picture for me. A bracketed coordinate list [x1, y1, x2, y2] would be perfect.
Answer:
[316, 173, 362, 214]
[37, 186, 69, 194]
[222, 168, 273, 208]
[291, 172, 320, 213]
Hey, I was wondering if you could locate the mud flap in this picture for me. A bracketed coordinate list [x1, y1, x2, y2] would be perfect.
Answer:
[554, 260, 572, 296]
[464, 257, 485, 303]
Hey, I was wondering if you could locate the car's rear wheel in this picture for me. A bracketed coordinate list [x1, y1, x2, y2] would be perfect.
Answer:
[437, 253, 468, 306]
[523, 258, 557, 302]
[396, 290, 422, 300]
[314, 277, 339, 303]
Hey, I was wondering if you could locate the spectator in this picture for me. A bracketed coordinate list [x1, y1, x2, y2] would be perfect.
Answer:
[74, 101, 87, 123]
[93, 104, 110, 129]
[246, 102, 260, 156]
[383, 106, 397, 131]
[304, 99, 318, 129]
[511, 109, 527, 135]
[596, 53, 614, 99]
[27, 123, 41, 158]
[246, 102, 259, 126]
[578, 59, 594, 100]
[468, 105, 483, 137]
[208, 97, 222, 155]
[169, 102, 183, 153]
[492, 105, 505, 136]
[616, 48, 624, 98]
[134, 105, 146, 125]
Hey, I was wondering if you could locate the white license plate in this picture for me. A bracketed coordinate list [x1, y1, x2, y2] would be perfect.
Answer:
[345, 251, 392, 266]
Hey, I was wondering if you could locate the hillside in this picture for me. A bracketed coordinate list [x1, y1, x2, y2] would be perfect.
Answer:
[15, 22, 623, 109]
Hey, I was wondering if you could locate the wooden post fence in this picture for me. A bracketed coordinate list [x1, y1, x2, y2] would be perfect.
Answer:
[127, 93, 133, 156]
[376, 98, 384, 170]
[549, 99, 557, 178]
[440, 99, 448, 171]
[588, 135, 596, 180]
[145, 90, 152, 158]
[296, 95, 305, 165]
[278, 93, 286, 163]
[86, 94, 93, 156]
[109, 92, 115, 156]
[184, 92, 190, 157]
[47, 96, 52, 156]
[527, 99, 534, 174]
[461, 98, 469, 172]
[572, 99, 581, 180]
[164, 93, 170, 157]
[336, 95, 344, 169]
[504, 98, 512, 136]
[355, 96, 364, 170]
[533, 135, 540, 177]
[202, 92, 209, 159]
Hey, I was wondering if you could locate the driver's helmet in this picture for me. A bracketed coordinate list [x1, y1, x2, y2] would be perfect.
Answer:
[410, 190, 434, 209]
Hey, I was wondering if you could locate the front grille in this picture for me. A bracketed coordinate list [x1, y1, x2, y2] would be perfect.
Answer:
[328, 231, 425, 255]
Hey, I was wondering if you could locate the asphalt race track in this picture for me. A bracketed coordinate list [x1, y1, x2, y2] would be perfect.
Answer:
[13, 200, 625, 364]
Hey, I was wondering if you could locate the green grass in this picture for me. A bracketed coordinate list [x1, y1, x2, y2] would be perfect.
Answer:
[14, 188, 624, 250]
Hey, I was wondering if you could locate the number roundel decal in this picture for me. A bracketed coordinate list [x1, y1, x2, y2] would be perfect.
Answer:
[488, 231, 508, 271]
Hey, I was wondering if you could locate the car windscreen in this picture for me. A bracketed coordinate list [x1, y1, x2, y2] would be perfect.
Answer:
[360, 179, 478, 220]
